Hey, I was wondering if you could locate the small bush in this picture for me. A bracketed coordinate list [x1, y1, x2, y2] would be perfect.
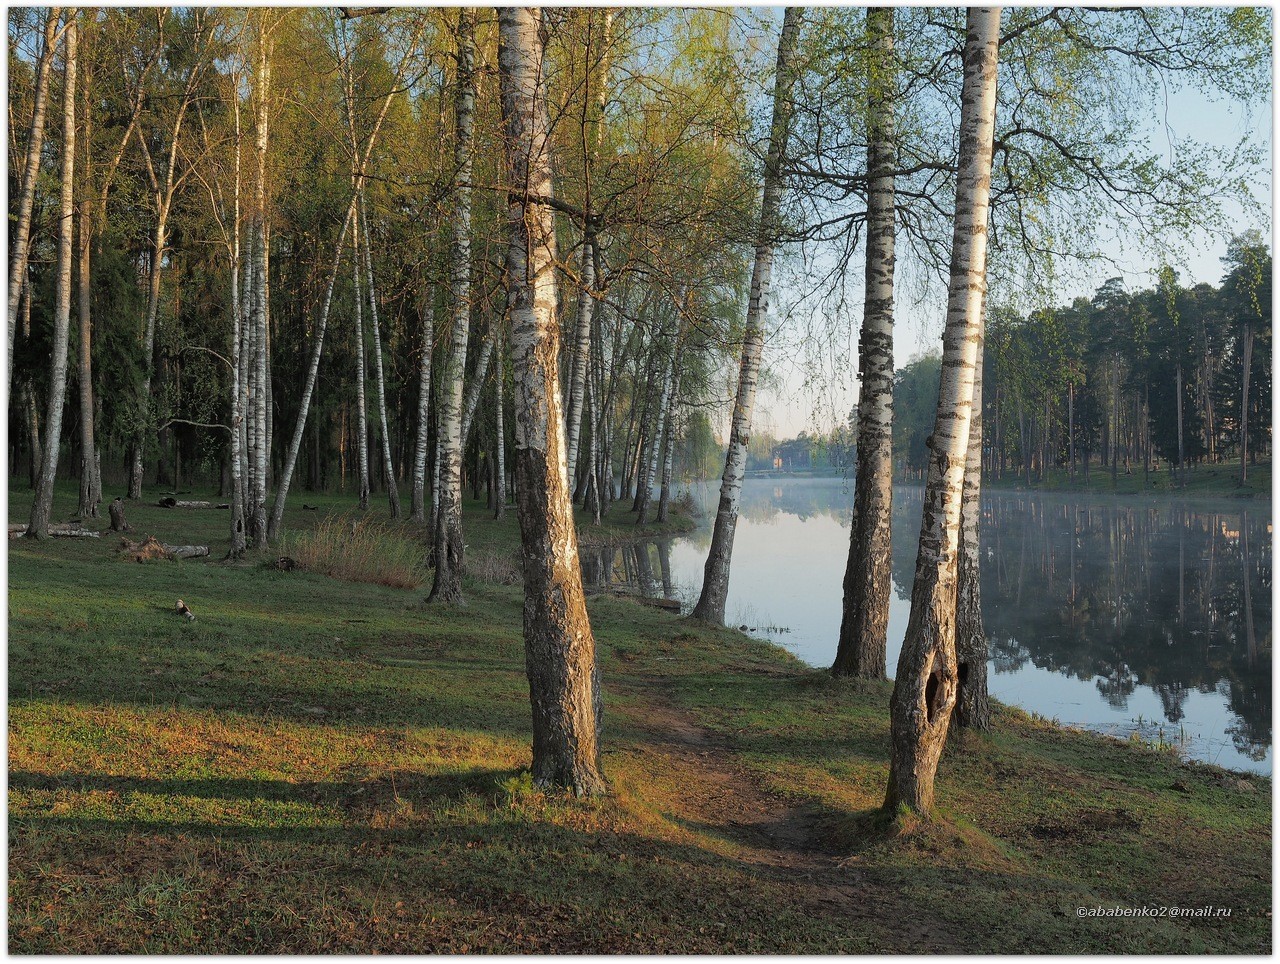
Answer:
[286, 513, 425, 589]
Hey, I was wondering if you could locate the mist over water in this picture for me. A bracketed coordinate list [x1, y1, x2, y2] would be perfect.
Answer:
[586, 477, 1272, 775]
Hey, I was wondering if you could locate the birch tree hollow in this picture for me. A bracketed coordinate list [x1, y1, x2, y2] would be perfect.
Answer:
[884, 6, 1000, 818]
[690, 6, 801, 624]
[498, 5, 606, 797]
[27, 17, 77, 539]
[833, 6, 896, 679]
[429, 6, 477, 604]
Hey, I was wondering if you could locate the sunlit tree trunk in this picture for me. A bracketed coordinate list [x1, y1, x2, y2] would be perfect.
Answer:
[359, 194, 401, 518]
[28, 19, 76, 539]
[249, 22, 272, 544]
[228, 85, 248, 556]
[430, 6, 477, 604]
[691, 6, 801, 624]
[8, 8, 61, 405]
[76, 63, 100, 519]
[954, 340, 990, 730]
[833, 6, 895, 679]
[499, 5, 606, 796]
[411, 285, 435, 522]
[352, 212, 370, 511]
[885, 6, 1000, 818]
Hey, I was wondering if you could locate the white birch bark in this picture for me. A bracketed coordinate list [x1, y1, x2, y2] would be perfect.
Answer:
[8, 8, 62, 405]
[885, 6, 1000, 817]
[76, 62, 99, 519]
[27, 19, 76, 538]
[691, 7, 801, 623]
[954, 334, 990, 730]
[248, 21, 271, 545]
[499, 5, 605, 796]
[352, 211, 370, 510]
[411, 284, 434, 522]
[359, 194, 401, 518]
[493, 332, 506, 521]
[429, 6, 477, 604]
[459, 324, 494, 445]
[833, 6, 895, 679]
[229, 83, 247, 555]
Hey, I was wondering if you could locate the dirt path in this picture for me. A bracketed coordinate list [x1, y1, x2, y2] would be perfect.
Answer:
[614, 688, 958, 952]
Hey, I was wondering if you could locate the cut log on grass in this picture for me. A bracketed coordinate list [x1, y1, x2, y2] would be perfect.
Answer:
[119, 535, 210, 561]
[10, 523, 100, 539]
[157, 498, 229, 509]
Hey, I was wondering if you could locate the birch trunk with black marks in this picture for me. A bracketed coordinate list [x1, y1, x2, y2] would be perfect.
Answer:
[359, 195, 400, 518]
[352, 213, 370, 511]
[833, 6, 895, 679]
[8, 8, 61, 404]
[228, 92, 247, 556]
[249, 23, 271, 545]
[76, 72, 100, 519]
[884, 6, 999, 818]
[656, 340, 684, 524]
[27, 19, 76, 539]
[499, 5, 605, 796]
[429, 6, 476, 604]
[953, 341, 990, 730]
[411, 285, 434, 521]
[459, 324, 494, 446]
[637, 340, 675, 526]
[691, 6, 800, 624]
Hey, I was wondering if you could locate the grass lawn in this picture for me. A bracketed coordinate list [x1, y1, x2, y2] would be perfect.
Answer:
[7, 481, 1271, 953]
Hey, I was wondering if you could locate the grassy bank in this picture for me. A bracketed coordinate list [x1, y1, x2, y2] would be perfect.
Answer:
[8, 483, 1270, 952]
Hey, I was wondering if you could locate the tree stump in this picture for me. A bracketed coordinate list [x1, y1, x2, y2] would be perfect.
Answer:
[109, 497, 130, 532]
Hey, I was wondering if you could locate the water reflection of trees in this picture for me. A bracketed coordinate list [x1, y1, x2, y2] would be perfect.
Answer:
[688, 479, 855, 525]
[580, 540, 678, 601]
[891, 489, 1272, 759]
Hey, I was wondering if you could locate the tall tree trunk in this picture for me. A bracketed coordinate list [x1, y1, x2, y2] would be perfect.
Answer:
[953, 338, 990, 730]
[690, 6, 801, 624]
[359, 194, 401, 518]
[656, 337, 684, 524]
[27, 19, 77, 539]
[429, 6, 477, 604]
[76, 73, 100, 520]
[459, 323, 495, 445]
[8, 8, 61, 404]
[249, 22, 272, 544]
[129, 218, 165, 500]
[833, 6, 895, 679]
[411, 284, 435, 522]
[494, 332, 506, 521]
[228, 90, 247, 556]
[352, 214, 370, 510]
[884, 6, 999, 818]
[499, 5, 605, 796]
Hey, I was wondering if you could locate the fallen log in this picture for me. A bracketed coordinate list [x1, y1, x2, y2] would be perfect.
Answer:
[9, 523, 101, 539]
[157, 498, 229, 509]
[119, 535, 210, 561]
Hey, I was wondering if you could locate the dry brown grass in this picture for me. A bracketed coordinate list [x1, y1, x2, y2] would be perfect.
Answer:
[287, 513, 425, 589]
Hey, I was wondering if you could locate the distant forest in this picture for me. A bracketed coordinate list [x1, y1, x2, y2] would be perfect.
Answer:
[762, 241, 1272, 485]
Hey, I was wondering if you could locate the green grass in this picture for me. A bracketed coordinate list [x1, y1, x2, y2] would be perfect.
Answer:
[986, 460, 1271, 499]
[8, 480, 1271, 953]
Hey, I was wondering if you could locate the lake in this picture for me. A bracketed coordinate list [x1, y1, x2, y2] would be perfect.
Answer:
[581, 478, 1272, 775]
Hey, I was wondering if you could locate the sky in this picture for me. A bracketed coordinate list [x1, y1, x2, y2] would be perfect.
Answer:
[750, 38, 1275, 441]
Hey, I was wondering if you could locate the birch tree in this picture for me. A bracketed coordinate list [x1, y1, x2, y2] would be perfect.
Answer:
[7, 8, 62, 405]
[429, 6, 477, 604]
[884, 6, 1000, 817]
[27, 17, 77, 538]
[691, 7, 802, 624]
[833, 7, 896, 679]
[359, 194, 401, 518]
[498, 5, 606, 797]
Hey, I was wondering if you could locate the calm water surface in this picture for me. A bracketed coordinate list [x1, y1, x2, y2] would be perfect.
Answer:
[583, 478, 1272, 775]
